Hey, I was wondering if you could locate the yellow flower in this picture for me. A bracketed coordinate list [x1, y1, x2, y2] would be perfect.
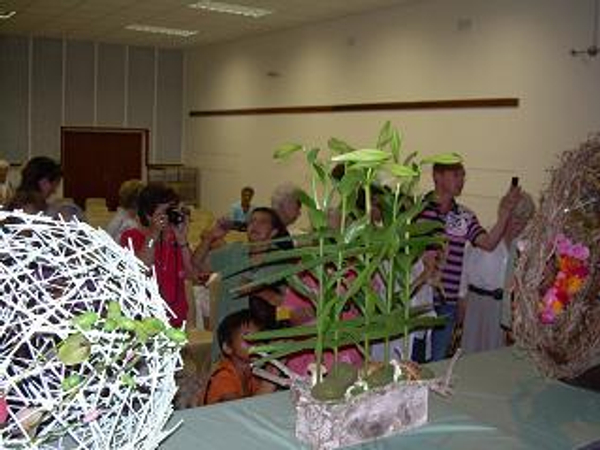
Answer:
[567, 277, 583, 294]
[551, 301, 564, 314]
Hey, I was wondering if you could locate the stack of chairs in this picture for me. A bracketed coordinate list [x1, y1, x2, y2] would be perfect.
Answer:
[187, 207, 215, 246]
[85, 198, 112, 229]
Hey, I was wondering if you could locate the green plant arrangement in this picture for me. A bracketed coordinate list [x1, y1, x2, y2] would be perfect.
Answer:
[234, 122, 453, 449]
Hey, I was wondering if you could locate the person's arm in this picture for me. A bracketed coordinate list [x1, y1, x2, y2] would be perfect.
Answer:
[120, 224, 162, 269]
[254, 378, 277, 395]
[191, 218, 231, 273]
[411, 250, 441, 295]
[172, 213, 197, 279]
[474, 186, 522, 251]
[252, 287, 283, 307]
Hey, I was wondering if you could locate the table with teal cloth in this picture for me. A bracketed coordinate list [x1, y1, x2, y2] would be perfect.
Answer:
[161, 347, 600, 449]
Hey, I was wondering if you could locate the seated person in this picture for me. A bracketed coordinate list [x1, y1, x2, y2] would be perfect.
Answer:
[199, 309, 275, 405]
[5, 156, 62, 214]
[282, 271, 363, 377]
[193, 207, 290, 360]
[230, 186, 254, 231]
[0, 159, 13, 206]
[271, 183, 302, 250]
[49, 200, 86, 222]
[106, 179, 144, 242]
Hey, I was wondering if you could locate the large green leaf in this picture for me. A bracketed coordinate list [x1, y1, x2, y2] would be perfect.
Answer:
[376, 121, 393, 149]
[228, 241, 382, 292]
[311, 161, 328, 187]
[296, 189, 317, 210]
[421, 152, 463, 165]
[403, 151, 418, 166]
[343, 216, 370, 244]
[337, 170, 364, 197]
[287, 274, 318, 306]
[308, 208, 328, 231]
[387, 163, 419, 178]
[249, 308, 445, 365]
[247, 323, 318, 341]
[274, 143, 303, 159]
[307, 147, 320, 165]
[390, 128, 402, 162]
[328, 137, 355, 154]
[404, 220, 444, 237]
[332, 148, 390, 164]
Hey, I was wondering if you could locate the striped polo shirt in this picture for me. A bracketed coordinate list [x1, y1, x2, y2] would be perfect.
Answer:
[419, 194, 485, 304]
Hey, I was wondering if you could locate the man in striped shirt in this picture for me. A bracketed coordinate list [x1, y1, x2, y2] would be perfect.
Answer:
[421, 158, 520, 361]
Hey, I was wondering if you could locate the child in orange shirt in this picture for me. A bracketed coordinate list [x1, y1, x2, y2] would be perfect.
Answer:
[199, 309, 275, 405]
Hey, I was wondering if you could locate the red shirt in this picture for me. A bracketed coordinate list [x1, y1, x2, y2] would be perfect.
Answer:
[121, 228, 188, 327]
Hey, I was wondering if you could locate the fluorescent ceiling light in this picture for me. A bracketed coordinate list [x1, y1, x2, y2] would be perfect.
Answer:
[0, 11, 16, 19]
[125, 24, 198, 37]
[189, 1, 272, 18]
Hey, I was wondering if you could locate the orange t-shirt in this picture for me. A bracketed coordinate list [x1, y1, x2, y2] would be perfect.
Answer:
[201, 358, 260, 405]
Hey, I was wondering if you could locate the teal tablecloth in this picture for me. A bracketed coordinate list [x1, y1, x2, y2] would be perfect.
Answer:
[161, 347, 600, 449]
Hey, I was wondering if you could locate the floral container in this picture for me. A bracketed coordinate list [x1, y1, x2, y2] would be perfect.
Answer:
[292, 378, 429, 450]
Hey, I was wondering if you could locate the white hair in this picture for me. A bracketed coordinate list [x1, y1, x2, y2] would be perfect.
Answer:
[0, 159, 9, 169]
[514, 191, 535, 220]
[271, 182, 300, 210]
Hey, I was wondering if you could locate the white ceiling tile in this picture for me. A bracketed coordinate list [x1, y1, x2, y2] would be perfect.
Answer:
[1, 0, 415, 47]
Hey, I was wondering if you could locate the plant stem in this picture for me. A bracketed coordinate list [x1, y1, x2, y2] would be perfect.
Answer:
[333, 180, 348, 364]
[402, 201, 413, 361]
[311, 162, 324, 384]
[384, 184, 402, 362]
[363, 170, 373, 367]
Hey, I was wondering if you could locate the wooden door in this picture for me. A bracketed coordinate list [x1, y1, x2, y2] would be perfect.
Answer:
[61, 127, 148, 210]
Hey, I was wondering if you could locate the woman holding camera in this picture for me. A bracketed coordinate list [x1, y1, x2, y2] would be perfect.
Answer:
[120, 182, 194, 328]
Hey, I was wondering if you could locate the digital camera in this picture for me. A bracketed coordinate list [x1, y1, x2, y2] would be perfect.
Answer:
[167, 207, 185, 225]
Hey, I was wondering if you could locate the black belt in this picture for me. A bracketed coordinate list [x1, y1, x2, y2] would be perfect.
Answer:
[468, 284, 504, 300]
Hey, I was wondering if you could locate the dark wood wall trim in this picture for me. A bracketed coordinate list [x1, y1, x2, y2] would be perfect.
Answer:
[189, 97, 519, 117]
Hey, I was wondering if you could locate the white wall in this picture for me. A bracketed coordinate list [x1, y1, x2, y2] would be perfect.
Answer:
[0, 36, 184, 164]
[184, 0, 600, 226]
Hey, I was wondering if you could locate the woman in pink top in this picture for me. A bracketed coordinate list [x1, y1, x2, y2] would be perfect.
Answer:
[283, 272, 363, 377]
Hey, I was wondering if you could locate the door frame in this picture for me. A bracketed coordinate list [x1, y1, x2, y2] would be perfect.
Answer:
[61, 126, 149, 178]
[60, 126, 149, 209]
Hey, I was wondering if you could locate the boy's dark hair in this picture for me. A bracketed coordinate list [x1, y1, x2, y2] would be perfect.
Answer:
[249, 296, 277, 330]
[432, 162, 464, 173]
[19, 156, 62, 192]
[241, 186, 254, 195]
[136, 182, 179, 226]
[217, 309, 253, 353]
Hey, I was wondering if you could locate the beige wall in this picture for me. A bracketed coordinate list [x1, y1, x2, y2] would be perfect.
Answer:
[184, 0, 600, 226]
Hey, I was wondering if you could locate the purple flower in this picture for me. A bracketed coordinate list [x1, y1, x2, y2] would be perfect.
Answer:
[540, 309, 555, 324]
[571, 244, 590, 260]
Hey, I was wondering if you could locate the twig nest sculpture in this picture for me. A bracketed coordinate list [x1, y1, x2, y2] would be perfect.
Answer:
[513, 134, 600, 379]
[0, 211, 185, 449]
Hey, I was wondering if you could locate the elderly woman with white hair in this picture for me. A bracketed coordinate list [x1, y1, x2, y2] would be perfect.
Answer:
[270, 182, 302, 250]
[458, 192, 536, 354]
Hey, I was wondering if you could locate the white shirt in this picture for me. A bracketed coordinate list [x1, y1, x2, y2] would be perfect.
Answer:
[459, 241, 509, 297]
[371, 259, 436, 361]
[105, 208, 138, 243]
